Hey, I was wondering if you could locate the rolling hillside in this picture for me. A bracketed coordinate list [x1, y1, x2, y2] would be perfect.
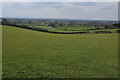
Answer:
[2, 25, 118, 78]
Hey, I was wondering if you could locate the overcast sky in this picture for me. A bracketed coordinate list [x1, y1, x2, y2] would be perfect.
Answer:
[1, 2, 118, 20]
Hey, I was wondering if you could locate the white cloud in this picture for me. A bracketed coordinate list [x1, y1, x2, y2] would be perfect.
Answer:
[2, 2, 118, 20]
[0, 3, 2, 17]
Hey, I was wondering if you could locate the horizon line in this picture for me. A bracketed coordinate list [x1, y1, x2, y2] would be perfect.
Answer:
[1, 17, 118, 21]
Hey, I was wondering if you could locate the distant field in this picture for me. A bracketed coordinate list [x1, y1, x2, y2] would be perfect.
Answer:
[35, 26, 84, 33]
[89, 29, 119, 33]
[36, 25, 96, 31]
[57, 26, 96, 30]
[2, 25, 118, 78]
[34, 26, 119, 33]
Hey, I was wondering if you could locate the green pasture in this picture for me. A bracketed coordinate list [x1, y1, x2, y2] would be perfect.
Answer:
[89, 29, 119, 33]
[57, 26, 96, 30]
[35, 26, 83, 32]
[35, 26, 119, 33]
[2, 25, 118, 78]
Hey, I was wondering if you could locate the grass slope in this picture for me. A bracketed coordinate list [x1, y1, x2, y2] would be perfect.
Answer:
[2, 25, 118, 78]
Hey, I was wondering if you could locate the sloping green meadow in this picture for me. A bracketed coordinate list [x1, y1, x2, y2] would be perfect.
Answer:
[2, 26, 118, 78]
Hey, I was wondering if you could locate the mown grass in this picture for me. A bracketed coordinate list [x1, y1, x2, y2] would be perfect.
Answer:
[35, 26, 84, 32]
[35, 26, 119, 33]
[89, 29, 119, 33]
[57, 26, 95, 30]
[2, 25, 118, 78]
[36, 25, 95, 31]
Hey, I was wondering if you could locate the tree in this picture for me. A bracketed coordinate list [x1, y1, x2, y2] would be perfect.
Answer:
[69, 22, 75, 26]
[49, 23, 56, 27]
[104, 25, 109, 29]
[113, 23, 120, 28]
[28, 21, 32, 24]
[58, 23, 64, 26]
[1, 19, 9, 25]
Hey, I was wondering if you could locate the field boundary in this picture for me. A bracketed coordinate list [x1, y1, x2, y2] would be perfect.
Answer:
[2, 25, 120, 34]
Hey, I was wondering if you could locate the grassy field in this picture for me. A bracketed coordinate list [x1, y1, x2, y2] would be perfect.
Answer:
[2, 25, 118, 78]
[34, 26, 119, 33]
[89, 29, 119, 33]
[57, 26, 95, 30]
[35, 26, 84, 32]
